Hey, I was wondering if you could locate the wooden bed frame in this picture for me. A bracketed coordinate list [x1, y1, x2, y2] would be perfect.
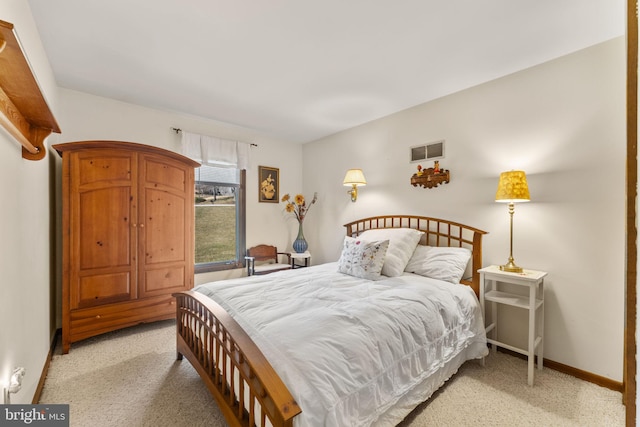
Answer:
[344, 215, 488, 296]
[173, 215, 487, 427]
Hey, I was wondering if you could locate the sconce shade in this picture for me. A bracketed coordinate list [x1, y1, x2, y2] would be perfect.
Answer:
[343, 169, 367, 186]
[495, 170, 530, 203]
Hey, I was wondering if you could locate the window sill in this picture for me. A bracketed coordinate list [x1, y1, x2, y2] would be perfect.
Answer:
[195, 261, 244, 274]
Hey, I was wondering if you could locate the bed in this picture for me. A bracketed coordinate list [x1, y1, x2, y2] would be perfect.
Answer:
[173, 215, 488, 427]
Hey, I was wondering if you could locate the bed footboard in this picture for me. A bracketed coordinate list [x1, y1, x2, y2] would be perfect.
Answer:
[173, 291, 301, 427]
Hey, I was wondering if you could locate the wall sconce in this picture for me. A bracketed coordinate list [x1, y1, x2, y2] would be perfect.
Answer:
[343, 169, 367, 202]
[495, 170, 530, 273]
[3, 367, 25, 404]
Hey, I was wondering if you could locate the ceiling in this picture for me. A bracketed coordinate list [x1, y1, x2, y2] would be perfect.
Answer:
[26, 0, 625, 143]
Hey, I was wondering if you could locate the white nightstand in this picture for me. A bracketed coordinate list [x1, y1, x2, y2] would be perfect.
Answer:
[289, 251, 311, 269]
[479, 265, 548, 386]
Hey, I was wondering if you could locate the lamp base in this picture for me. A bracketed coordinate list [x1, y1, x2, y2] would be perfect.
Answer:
[500, 259, 523, 273]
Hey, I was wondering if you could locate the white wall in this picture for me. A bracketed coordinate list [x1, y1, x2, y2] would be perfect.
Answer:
[55, 89, 304, 287]
[0, 0, 627, 403]
[0, 0, 60, 404]
[303, 38, 626, 381]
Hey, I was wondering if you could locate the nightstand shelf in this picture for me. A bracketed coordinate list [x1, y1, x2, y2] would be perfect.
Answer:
[484, 290, 543, 311]
[479, 265, 548, 386]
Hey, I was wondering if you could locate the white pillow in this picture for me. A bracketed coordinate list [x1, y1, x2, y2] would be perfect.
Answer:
[404, 245, 472, 284]
[358, 228, 423, 277]
[337, 236, 389, 280]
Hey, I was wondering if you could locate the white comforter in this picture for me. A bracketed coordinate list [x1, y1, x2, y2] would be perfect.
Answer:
[194, 262, 487, 426]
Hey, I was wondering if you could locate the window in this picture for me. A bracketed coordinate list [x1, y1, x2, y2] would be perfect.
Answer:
[194, 165, 246, 273]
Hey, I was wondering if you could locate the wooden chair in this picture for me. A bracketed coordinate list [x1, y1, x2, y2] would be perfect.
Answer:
[245, 245, 292, 276]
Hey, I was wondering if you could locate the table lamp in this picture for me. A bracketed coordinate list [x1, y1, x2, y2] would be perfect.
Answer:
[495, 170, 530, 273]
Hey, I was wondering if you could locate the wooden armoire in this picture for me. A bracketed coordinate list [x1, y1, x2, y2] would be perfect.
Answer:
[54, 141, 199, 353]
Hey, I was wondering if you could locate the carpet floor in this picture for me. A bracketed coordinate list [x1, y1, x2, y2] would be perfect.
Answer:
[39, 320, 625, 426]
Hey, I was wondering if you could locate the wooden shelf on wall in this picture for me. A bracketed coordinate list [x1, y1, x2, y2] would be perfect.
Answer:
[410, 168, 450, 189]
[0, 20, 60, 160]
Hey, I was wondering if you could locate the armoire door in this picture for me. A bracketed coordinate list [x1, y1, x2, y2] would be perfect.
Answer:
[69, 149, 138, 309]
[137, 152, 195, 298]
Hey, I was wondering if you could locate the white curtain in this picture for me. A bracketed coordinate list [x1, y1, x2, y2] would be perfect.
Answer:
[181, 131, 250, 169]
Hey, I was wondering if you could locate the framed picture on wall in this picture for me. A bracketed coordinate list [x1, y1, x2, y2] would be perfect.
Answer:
[258, 166, 279, 203]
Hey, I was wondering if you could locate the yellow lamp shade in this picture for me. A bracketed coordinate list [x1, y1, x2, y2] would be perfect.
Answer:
[495, 170, 530, 203]
[343, 169, 367, 186]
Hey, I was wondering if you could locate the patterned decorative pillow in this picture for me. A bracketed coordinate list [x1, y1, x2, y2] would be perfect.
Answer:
[358, 228, 423, 277]
[404, 245, 472, 284]
[337, 237, 390, 280]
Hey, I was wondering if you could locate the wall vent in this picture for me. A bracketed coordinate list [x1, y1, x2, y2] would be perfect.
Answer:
[410, 140, 445, 163]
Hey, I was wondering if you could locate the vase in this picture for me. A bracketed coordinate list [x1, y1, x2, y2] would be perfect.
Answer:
[292, 222, 308, 253]
[261, 187, 275, 200]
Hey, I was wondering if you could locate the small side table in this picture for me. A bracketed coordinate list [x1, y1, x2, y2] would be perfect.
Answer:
[479, 265, 547, 386]
[289, 252, 311, 269]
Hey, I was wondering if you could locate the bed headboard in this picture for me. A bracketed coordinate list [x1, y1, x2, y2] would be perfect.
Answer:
[344, 215, 488, 296]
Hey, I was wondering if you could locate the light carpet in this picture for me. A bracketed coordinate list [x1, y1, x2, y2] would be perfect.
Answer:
[39, 320, 625, 426]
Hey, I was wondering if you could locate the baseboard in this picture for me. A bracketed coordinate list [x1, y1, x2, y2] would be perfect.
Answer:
[543, 357, 623, 392]
[497, 347, 623, 392]
[32, 328, 60, 404]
